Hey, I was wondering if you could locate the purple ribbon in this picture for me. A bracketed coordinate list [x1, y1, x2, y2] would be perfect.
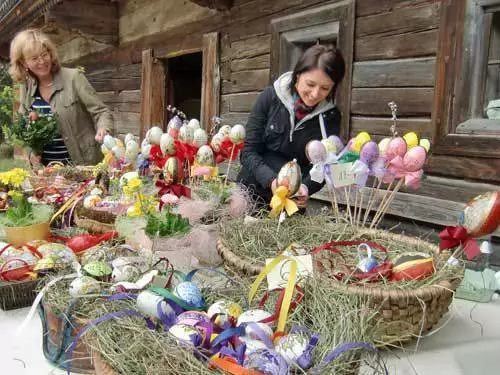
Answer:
[324, 164, 333, 186]
[241, 322, 273, 349]
[219, 343, 247, 365]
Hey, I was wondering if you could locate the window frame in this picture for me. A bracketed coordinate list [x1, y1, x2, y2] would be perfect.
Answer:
[433, 0, 500, 158]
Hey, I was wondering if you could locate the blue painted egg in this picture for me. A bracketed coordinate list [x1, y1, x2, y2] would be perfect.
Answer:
[174, 281, 204, 308]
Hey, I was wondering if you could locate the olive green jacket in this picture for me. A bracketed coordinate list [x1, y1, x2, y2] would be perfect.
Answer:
[19, 67, 114, 165]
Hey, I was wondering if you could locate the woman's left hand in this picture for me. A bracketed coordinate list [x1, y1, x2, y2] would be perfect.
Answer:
[95, 128, 106, 142]
[293, 184, 309, 208]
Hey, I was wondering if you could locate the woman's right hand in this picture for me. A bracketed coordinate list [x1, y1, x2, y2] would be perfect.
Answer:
[29, 151, 42, 169]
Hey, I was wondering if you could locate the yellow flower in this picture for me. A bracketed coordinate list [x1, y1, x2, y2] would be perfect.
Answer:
[7, 190, 23, 199]
[0, 168, 29, 188]
[0, 172, 10, 186]
[127, 200, 143, 217]
[127, 177, 142, 189]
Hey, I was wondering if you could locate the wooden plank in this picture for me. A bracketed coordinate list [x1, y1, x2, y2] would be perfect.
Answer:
[351, 88, 434, 116]
[113, 112, 141, 135]
[426, 154, 500, 183]
[456, 118, 500, 136]
[356, 0, 437, 17]
[355, 29, 438, 61]
[97, 90, 141, 103]
[85, 64, 141, 80]
[222, 34, 271, 60]
[231, 54, 270, 72]
[221, 92, 260, 113]
[219, 112, 250, 125]
[139, 49, 153, 141]
[201, 32, 221, 130]
[352, 58, 436, 87]
[222, 69, 270, 94]
[355, 2, 440, 37]
[350, 117, 433, 136]
[89, 78, 141, 92]
[108, 102, 141, 113]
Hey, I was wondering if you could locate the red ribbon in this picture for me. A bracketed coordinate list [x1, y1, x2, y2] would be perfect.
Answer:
[150, 144, 167, 168]
[257, 285, 304, 325]
[215, 140, 244, 163]
[156, 181, 191, 210]
[174, 140, 197, 164]
[439, 225, 481, 260]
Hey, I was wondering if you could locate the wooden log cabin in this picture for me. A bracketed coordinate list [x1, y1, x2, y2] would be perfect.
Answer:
[0, 0, 499, 246]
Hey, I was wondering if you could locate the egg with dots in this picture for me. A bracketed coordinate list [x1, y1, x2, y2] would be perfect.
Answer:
[229, 124, 246, 144]
[459, 192, 500, 237]
[359, 141, 379, 165]
[160, 133, 176, 156]
[305, 140, 327, 163]
[403, 146, 427, 172]
[179, 125, 194, 144]
[210, 133, 224, 152]
[187, 118, 201, 130]
[193, 128, 208, 148]
[277, 160, 302, 196]
[174, 281, 204, 308]
[218, 125, 232, 139]
[147, 126, 163, 145]
[195, 145, 215, 166]
[384, 137, 407, 160]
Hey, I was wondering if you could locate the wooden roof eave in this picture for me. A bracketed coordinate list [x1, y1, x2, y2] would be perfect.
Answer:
[188, 0, 234, 11]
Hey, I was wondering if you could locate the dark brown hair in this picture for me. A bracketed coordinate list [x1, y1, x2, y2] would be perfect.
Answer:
[289, 44, 345, 101]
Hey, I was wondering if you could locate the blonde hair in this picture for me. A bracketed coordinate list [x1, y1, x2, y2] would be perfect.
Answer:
[9, 29, 61, 82]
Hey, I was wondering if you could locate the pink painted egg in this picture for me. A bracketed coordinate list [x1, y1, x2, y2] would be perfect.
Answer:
[384, 137, 407, 160]
[305, 140, 327, 163]
[359, 141, 379, 165]
[403, 146, 427, 172]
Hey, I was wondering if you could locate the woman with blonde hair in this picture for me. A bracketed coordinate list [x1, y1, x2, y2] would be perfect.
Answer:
[9, 28, 113, 166]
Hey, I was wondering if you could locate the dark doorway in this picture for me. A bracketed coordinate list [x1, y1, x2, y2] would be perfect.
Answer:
[166, 52, 203, 121]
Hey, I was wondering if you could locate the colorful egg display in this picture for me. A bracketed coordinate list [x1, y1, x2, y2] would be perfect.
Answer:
[125, 140, 139, 162]
[83, 261, 112, 278]
[0, 242, 20, 260]
[237, 309, 274, 340]
[277, 160, 302, 196]
[141, 143, 152, 158]
[174, 281, 204, 308]
[229, 124, 246, 144]
[218, 125, 232, 138]
[391, 252, 434, 281]
[244, 349, 289, 374]
[164, 157, 183, 184]
[305, 140, 327, 163]
[137, 290, 176, 321]
[148, 126, 163, 145]
[69, 276, 100, 298]
[179, 125, 194, 144]
[103, 135, 116, 150]
[210, 133, 224, 152]
[403, 132, 419, 149]
[275, 333, 310, 368]
[168, 324, 200, 346]
[359, 141, 379, 165]
[403, 146, 427, 172]
[207, 300, 243, 327]
[384, 137, 407, 160]
[160, 133, 176, 156]
[187, 118, 201, 130]
[111, 145, 123, 159]
[459, 192, 500, 237]
[196, 145, 215, 166]
[193, 128, 208, 147]
[419, 138, 431, 152]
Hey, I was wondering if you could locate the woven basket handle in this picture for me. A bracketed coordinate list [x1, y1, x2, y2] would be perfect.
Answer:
[0, 243, 14, 257]
[0, 258, 31, 281]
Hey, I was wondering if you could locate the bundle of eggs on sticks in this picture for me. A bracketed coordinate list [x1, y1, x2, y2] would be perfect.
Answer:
[101, 133, 140, 167]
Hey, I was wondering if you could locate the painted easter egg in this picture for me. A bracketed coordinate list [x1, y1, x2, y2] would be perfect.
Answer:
[275, 333, 310, 368]
[38, 244, 76, 265]
[359, 141, 379, 165]
[160, 133, 176, 156]
[141, 143, 152, 158]
[0, 242, 21, 260]
[391, 252, 434, 281]
[111, 258, 141, 282]
[83, 261, 112, 278]
[34, 255, 60, 273]
[179, 125, 194, 144]
[207, 300, 243, 328]
[305, 140, 327, 163]
[83, 195, 101, 209]
[111, 145, 123, 159]
[174, 281, 204, 308]
[69, 276, 100, 298]
[218, 125, 232, 138]
[176, 311, 212, 326]
[148, 126, 163, 145]
[164, 157, 182, 184]
[419, 138, 431, 152]
[168, 324, 200, 346]
[459, 192, 500, 237]
[321, 138, 337, 153]
[328, 135, 344, 153]
[187, 118, 201, 130]
[193, 128, 208, 148]
[125, 140, 139, 162]
[229, 124, 246, 144]
[237, 309, 274, 340]
[403, 146, 427, 172]
[244, 349, 289, 374]
[352, 132, 371, 153]
[103, 135, 116, 150]
[210, 133, 224, 152]
[277, 160, 302, 196]
[378, 137, 391, 155]
[403, 132, 419, 150]
[196, 145, 215, 166]
[137, 290, 176, 321]
[167, 116, 183, 139]
[120, 171, 139, 186]
[124, 133, 137, 145]
[384, 137, 407, 160]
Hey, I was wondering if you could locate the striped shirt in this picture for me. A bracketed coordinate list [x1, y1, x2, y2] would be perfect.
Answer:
[31, 89, 71, 166]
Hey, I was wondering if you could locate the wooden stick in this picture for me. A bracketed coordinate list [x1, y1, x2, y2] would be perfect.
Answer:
[362, 178, 380, 227]
[371, 180, 393, 225]
[371, 178, 404, 229]
[357, 188, 365, 228]
[327, 185, 340, 222]
[344, 186, 354, 227]
[224, 144, 236, 186]
[353, 188, 359, 228]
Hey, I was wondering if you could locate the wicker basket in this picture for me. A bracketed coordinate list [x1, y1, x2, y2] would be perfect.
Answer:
[0, 279, 38, 310]
[74, 211, 115, 233]
[217, 229, 463, 344]
[74, 202, 116, 233]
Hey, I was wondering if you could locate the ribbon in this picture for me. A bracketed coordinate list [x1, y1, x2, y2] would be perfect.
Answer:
[148, 286, 206, 311]
[439, 226, 481, 260]
[156, 180, 191, 209]
[175, 140, 197, 164]
[248, 255, 297, 333]
[209, 356, 263, 375]
[216, 140, 244, 163]
[350, 160, 369, 187]
[150, 144, 167, 168]
[191, 163, 219, 179]
[383, 156, 423, 189]
[269, 186, 298, 219]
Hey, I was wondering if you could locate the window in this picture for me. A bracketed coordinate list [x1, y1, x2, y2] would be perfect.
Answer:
[270, 1, 355, 140]
[434, 0, 500, 158]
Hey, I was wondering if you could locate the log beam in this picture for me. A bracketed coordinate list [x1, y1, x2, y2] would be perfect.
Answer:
[188, 0, 234, 11]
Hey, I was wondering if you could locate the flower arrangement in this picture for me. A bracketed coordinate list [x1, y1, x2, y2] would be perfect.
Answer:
[0, 168, 30, 189]
[0, 192, 53, 228]
[7, 109, 57, 153]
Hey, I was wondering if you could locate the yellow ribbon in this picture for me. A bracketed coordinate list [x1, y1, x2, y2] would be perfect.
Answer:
[50, 189, 85, 224]
[190, 163, 219, 180]
[248, 255, 298, 333]
[269, 186, 298, 219]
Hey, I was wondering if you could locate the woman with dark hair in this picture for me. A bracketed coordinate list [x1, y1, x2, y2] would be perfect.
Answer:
[238, 44, 345, 209]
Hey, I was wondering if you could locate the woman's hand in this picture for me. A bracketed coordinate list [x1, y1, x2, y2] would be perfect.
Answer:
[29, 151, 42, 169]
[95, 128, 106, 142]
[293, 184, 309, 208]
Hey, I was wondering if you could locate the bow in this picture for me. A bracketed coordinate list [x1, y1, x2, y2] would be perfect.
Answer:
[216, 140, 244, 163]
[174, 140, 197, 164]
[149, 144, 167, 168]
[439, 226, 481, 260]
[269, 186, 298, 219]
[349, 160, 369, 187]
[383, 156, 423, 189]
[309, 153, 337, 185]
[156, 180, 191, 210]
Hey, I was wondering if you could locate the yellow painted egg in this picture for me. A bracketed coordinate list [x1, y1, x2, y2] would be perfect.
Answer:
[321, 138, 337, 153]
[403, 132, 419, 150]
[352, 132, 371, 152]
[378, 137, 391, 155]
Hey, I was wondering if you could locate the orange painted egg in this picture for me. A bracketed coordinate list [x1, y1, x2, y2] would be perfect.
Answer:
[460, 192, 500, 237]
[391, 252, 434, 281]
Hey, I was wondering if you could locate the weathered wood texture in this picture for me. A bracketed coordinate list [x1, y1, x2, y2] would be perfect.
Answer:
[201, 32, 221, 129]
[350, 117, 433, 137]
[188, 0, 234, 11]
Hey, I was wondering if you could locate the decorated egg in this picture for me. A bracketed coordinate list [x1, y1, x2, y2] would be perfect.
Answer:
[328, 135, 344, 153]
[229, 124, 246, 144]
[244, 349, 289, 374]
[164, 157, 183, 184]
[34, 255, 60, 273]
[100, 144, 110, 155]
[275, 333, 311, 368]
[174, 281, 204, 308]
[111, 258, 141, 282]
[359, 141, 379, 165]
[103, 135, 116, 150]
[277, 160, 302, 196]
[0, 242, 20, 260]
[167, 116, 183, 139]
[384, 137, 407, 160]
[0, 252, 38, 280]
[419, 138, 431, 152]
[459, 192, 500, 237]
[210, 133, 224, 152]
[305, 140, 327, 163]
[38, 243, 76, 265]
[69, 276, 100, 298]
[111, 145, 123, 159]
[352, 132, 371, 153]
[168, 324, 201, 346]
[160, 133, 176, 156]
[403, 132, 419, 150]
[141, 143, 152, 158]
[218, 125, 232, 138]
[124, 133, 137, 145]
[378, 137, 391, 155]
[179, 126, 194, 144]
[403, 146, 427, 172]
[137, 290, 176, 321]
[321, 138, 337, 153]
[83, 261, 112, 278]
[119, 171, 139, 186]
[89, 187, 103, 196]
[83, 195, 101, 209]
[207, 300, 243, 327]
[237, 309, 273, 340]
[125, 140, 139, 162]
[187, 118, 201, 130]
[196, 145, 215, 166]
[148, 126, 163, 145]
[238, 337, 269, 354]
[176, 311, 212, 326]
[391, 252, 434, 281]
[193, 128, 208, 148]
